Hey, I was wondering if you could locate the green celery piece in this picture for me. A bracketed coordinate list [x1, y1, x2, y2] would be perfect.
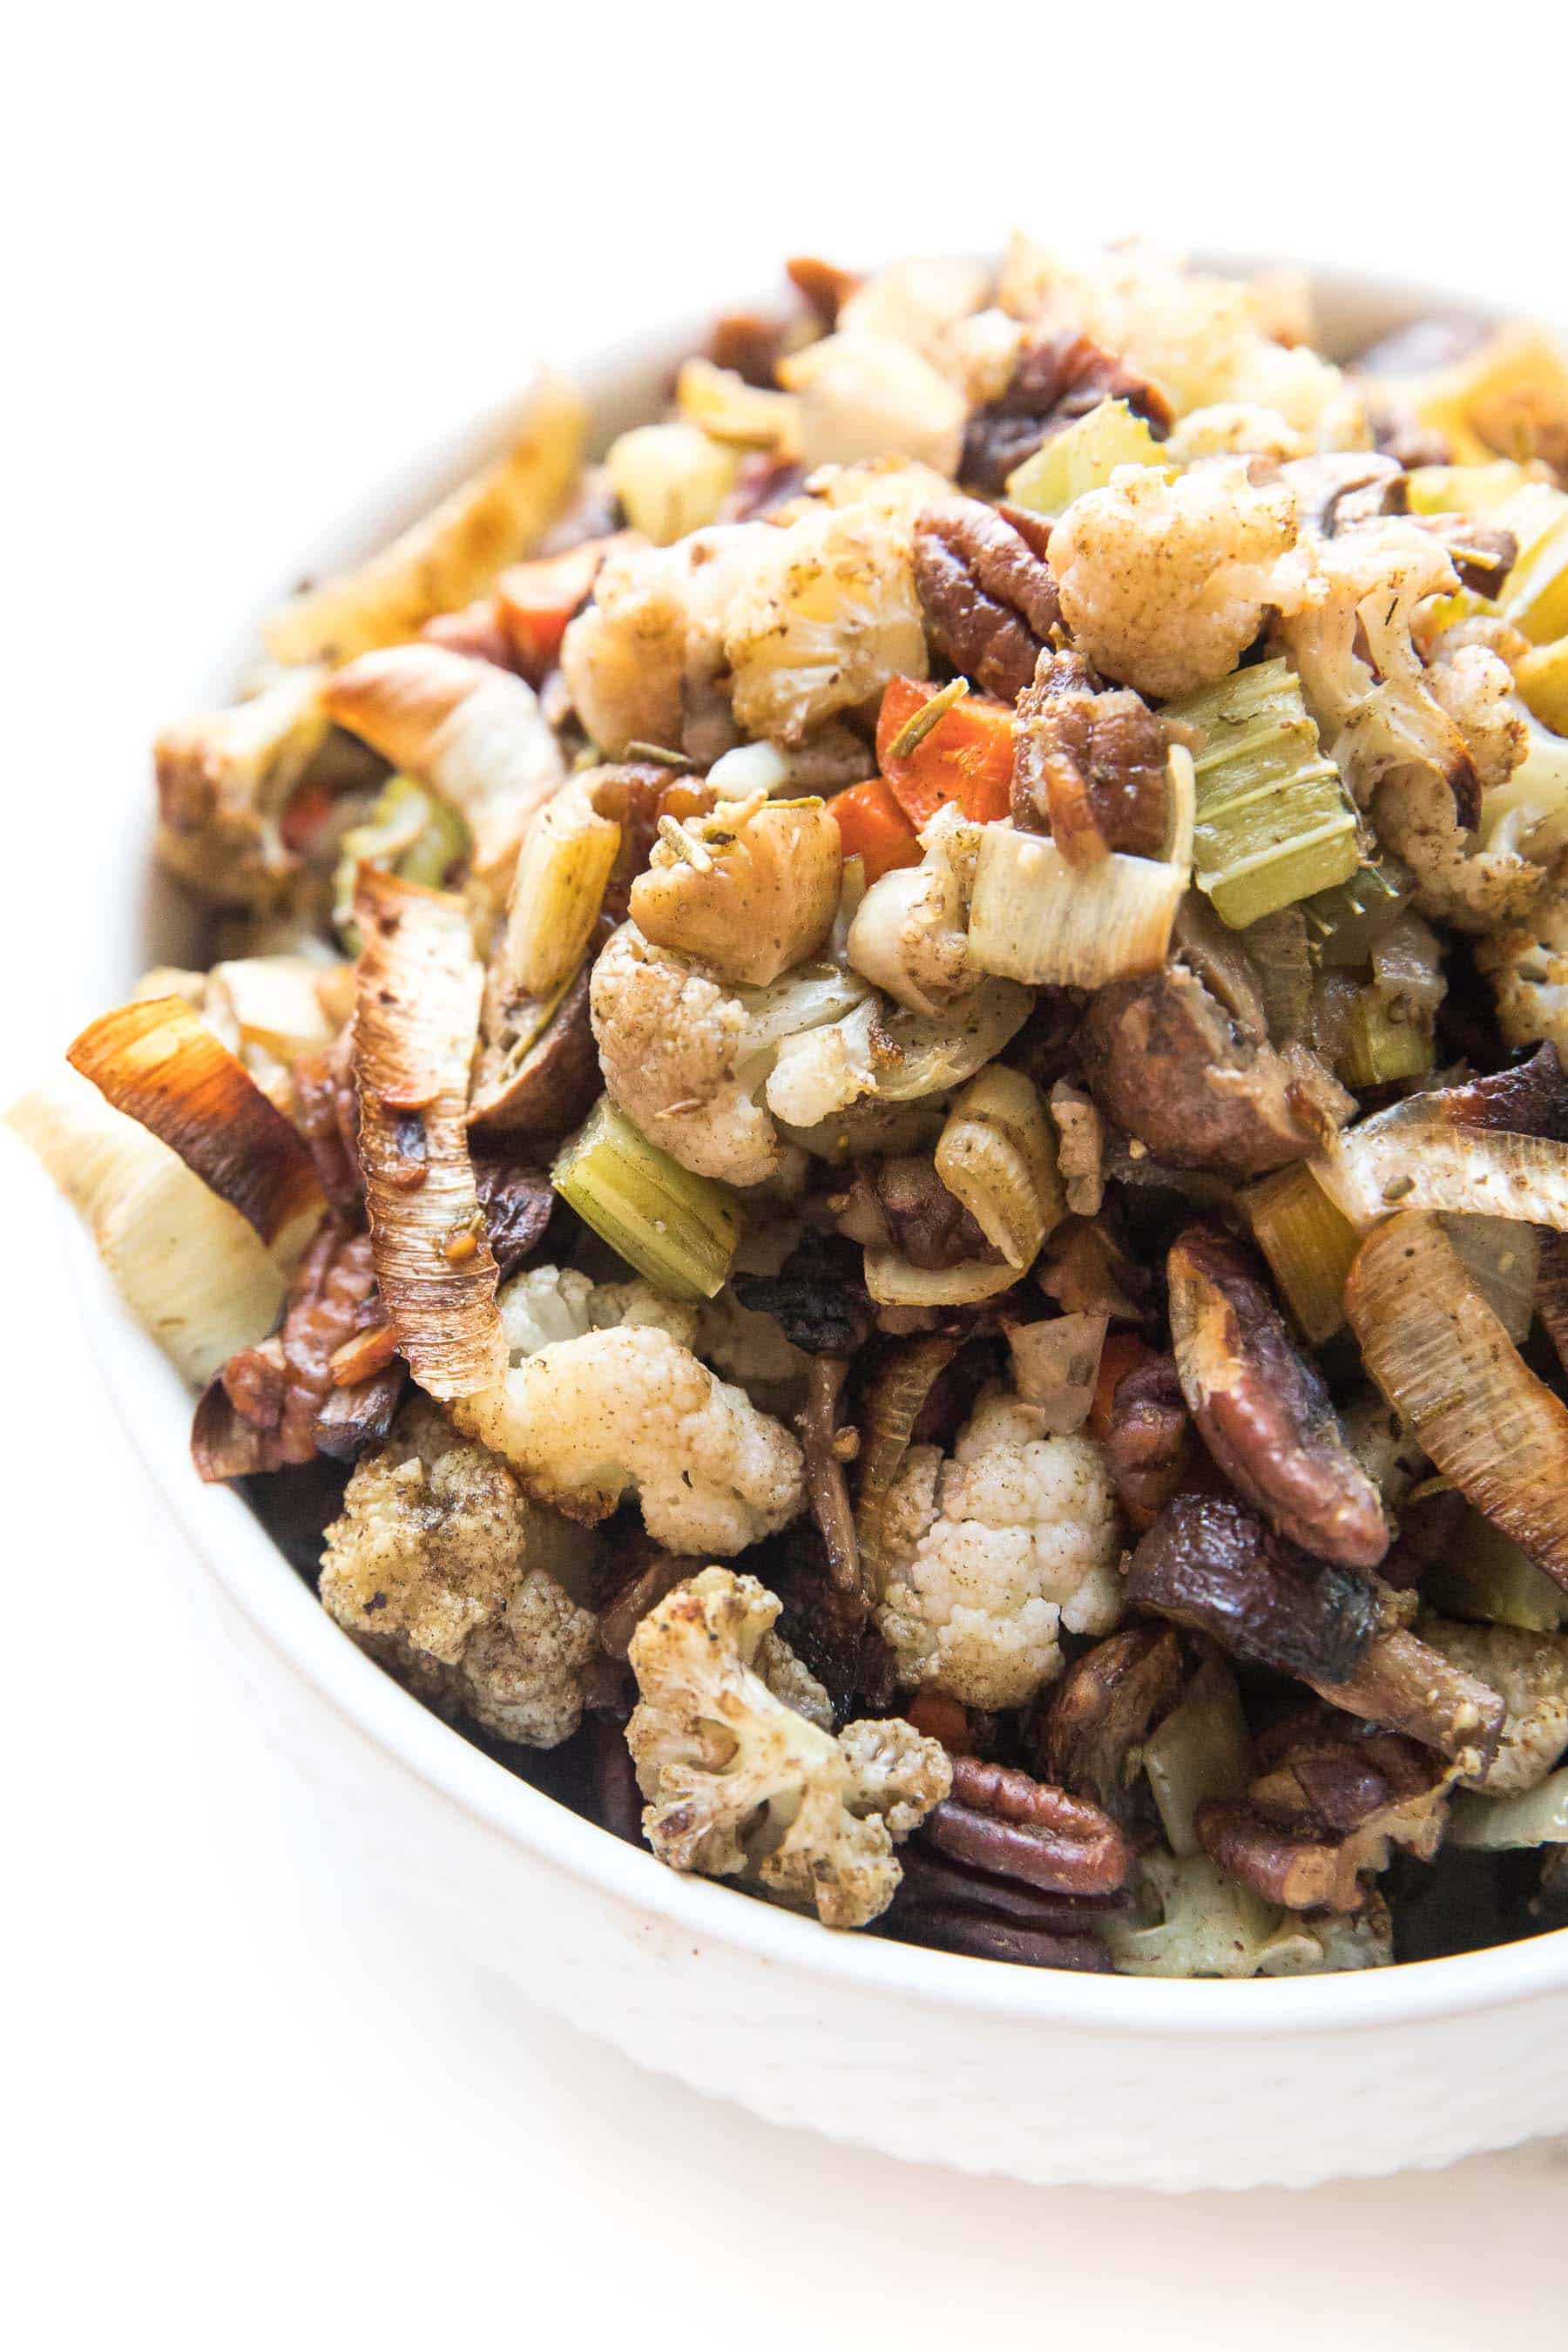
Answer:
[1301, 859, 1414, 965]
[1004, 398, 1165, 520]
[1425, 1518, 1568, 1632]
[333, 773, 470, 942]
[552, 1098, 743, 1301]
[1167, 659, 1360, 929]
[1337, 990, 1433, 1089]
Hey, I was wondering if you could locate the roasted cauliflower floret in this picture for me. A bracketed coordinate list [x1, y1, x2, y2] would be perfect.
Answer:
[630, 793, 841, 986]
[1477, 862, 1568, 1051]
[626, 1568, 950, 1927]
[875, 1388, 1123, 1709]
[154, 665, 331, 908]
[590, 921, 781, 1184]
[559, 524, 765, 759]
[1420, 1619, 1568, 1795]
[1050, 459, 1301, 700]
[777, 332, 968, 476]
[724, 498, 928, 745]
[496, 1262, 700, 1359]
[845, 806, 980, 1017]
[452, 1324, 805, 1553]
[319, 1395, 598, 1747]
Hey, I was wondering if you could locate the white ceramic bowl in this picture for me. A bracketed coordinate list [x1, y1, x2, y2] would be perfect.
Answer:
[66, 260, 1568, 2192]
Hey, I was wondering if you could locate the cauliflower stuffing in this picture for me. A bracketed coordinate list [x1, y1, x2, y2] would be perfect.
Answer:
[320, 1395, 598, 1747]
[876, 1387, 1124, 1708]
[627, 1567, 950, 1926]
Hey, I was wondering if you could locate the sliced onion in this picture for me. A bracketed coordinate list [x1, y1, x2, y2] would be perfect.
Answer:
[1442, 1213, 1541, 1342]
[353, 868, 508, 1399]
[862, 1249, 1017, 1307]
[67, 994, 324, 1263]
[1344, 1209, 1568, 1587]
[854, 1335, 959, 1599]
[969, 825, 1184, 989]
[1314, 1096, 1568, 1233]
[872, 975, 1033, 1101]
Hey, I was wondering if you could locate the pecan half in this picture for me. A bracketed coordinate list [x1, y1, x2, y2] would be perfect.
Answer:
[1100, 1351, 1193, 1529]
[885, 1844, 1118, 1971]
[193, 1221, 396, 1479]
[294, 1024, 362, 1218]
[1036, 1626, 1187, 1823]
[911, 497, 1061, 704]
[961, 330, 1172, 495]
[1166, 1226, 1389, 1569]
[1125, 1495, 1381, 1686]
[1011, 646, 1170, 863]
[923, 1754, 1128, 1895]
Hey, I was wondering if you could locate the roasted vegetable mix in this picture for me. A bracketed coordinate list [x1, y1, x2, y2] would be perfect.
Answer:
[19, 245, 1568, 1976]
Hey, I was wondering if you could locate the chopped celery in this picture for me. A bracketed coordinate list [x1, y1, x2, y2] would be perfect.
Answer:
[551, 1098, 744, 1301]
[1004, 398, 1165, 520]
[1404, 461, 1531, 518]
[1336, 988, 1435, 1089]
[1164, 659, 1360, 927]
[1424, 1512, 1567, 1632]
[1239, 1161, 1361, 1343]
[1143, 1660, 1254, 1858]
[333, 774, 470, 943]
[1515, 638, 1568, 736]
[1301, 858, 1414, 965]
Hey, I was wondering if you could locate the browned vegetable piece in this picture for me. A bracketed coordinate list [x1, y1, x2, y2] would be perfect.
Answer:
[1314, 1624, 1505, 1767]
[923, 1755, 1129, 1896]
[1281, 450, 1404, 538]
[1080, 963, 1350, 1177]
[1036, 1627, 1187, 1823]
[598, 1553, 704, 1662]
[470, 1153, 556, 1275]
[294, 1024, 363, 1217]
[68, 994, 326, 1259]
[911, 496, 1061, 703]
[961, 329, 1173, 495]
[312, 1361, 407, 1463]
[796, 1355, 861, 1598]
[1126, 1497, 1381, 1686]
[1010, 645, 1170, 864]
[1166, 1226, 1389, 1570]
[468, 950, 603, 1138]
[855, 1335, 961, 1598]
[1198, 1719, 1451, 1911]
[1539, 1228, 1568, 1376]
[1435, 1043, 1568, 1139]
[352, 868, 507, 1400]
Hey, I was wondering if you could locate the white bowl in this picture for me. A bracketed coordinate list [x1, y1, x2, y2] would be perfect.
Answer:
[69, 260, 1568, 2192]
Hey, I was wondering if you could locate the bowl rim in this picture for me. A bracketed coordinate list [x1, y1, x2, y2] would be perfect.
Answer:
[67, 247, 1568, 2039]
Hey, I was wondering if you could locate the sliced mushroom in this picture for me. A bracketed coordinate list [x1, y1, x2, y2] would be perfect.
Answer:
[1036, 1626, 1187, 1824]
[1098, 1351, 1193, 1529]
[1166, 1225, 1389, 1569]
[467, 951, 603, 1138]
[1126, 1496, 1381, 1686]
[1314, 1622, 1505, 1768]
[1281, 450, 1405, 538]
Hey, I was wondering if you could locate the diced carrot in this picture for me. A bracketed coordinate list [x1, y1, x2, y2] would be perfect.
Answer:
[279, 779, 338, 857]
[828, 774, 922, 884]
[496, 536, 622, 677]
[904, 1689, 977, 1755]
[875, 675, 1017, 828]
[1087, 1332, 1159, 1443]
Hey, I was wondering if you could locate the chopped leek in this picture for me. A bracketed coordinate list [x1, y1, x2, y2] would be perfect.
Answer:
[933, 1066, 1064, 1272]
[1301, 858, 1414, 966]
[1443, 1215, 1540, 1345]
[1404, 461, 1532, 518]
[1449, 1769, 1568, 1851]
[1239, 1161, 1361, 1343]
[967, 825, 1183, 987]
[498, 779, 620, 1002]
[1425, 1512, 1567, 1632]
[605, 421, 739, 545]
[1003, 398, 1166, 520]
[675, 357, 799, 452]
[551, 1098, 744, 1301]
[1164, 659, 1360, 928]
[1516, 638, 1568, 736]
[1143, 1660, 1254, 1859]
[1337, 988, 1435, 1089]
[333, 774, 470, 943]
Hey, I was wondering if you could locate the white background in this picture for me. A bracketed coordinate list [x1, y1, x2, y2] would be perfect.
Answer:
[6, 8, 1568, 2344]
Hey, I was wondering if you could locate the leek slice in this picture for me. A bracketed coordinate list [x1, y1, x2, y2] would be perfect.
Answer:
[968, 826, 1182, 988]
[1337, 988, 1434, 1089]
[333, 773, 470, 943]
[498, 780, 620, 1001]
[1300, 858, 1414, 966]
[1143, 1660, 1254, 1859]
[1240, 1162, 1361, 1344]
[1449, 1769, 1568, 1850]
[934, 1066, 1064, 1272]
[1425, 1513, 1568, 1632]
[1405, 461, 1533, 518]
[1165, 659, 1360, 928]
[1514, 637, 1568, 737]
[552, 1098, 743, 1301]
[1003, 398, 1166, 520]
[605, 421, 738, 545]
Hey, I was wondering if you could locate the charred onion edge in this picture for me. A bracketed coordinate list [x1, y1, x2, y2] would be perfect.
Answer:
[853, 1335, 960, 1602]
[66, 994, 326, 1258]
[351, 868, 507, 1399]
[1345, 1209, 1568, 1592]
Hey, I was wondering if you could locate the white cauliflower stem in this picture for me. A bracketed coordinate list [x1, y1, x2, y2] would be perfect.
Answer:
[876, 1388, 1123, 1708]
[627, 1568, 950, 1927]
[320, 1396, 598, 1747]
[451, 1324, 805, 1553]
[1050, 459, 1301, 700]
